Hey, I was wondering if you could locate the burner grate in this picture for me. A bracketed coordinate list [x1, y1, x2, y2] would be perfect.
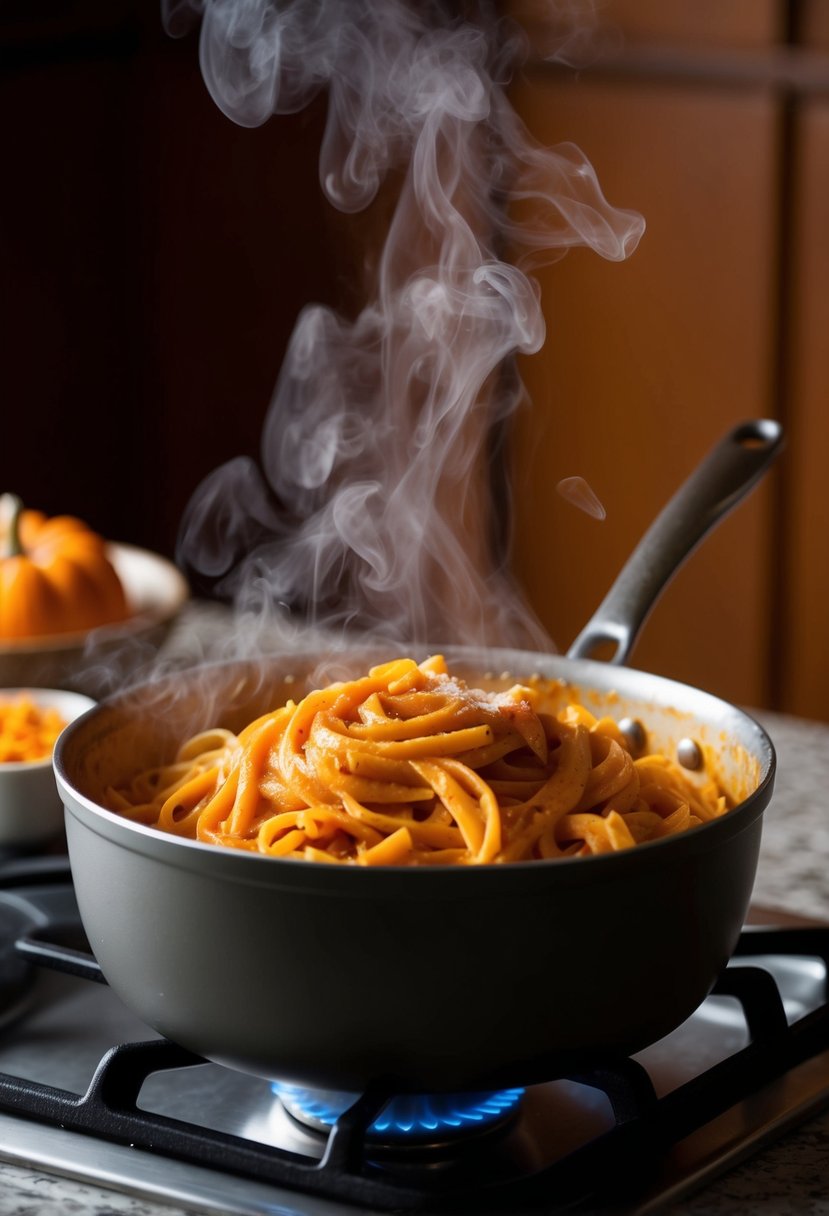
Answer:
[0, 864, 828, 1216]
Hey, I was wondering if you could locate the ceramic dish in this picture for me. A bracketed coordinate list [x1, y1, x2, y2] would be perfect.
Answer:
[1, 687, 96, 845]
[0, 545, 189, 694]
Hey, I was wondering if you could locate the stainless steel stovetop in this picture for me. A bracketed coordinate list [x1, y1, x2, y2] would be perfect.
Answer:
[0, 859, 828, 1216]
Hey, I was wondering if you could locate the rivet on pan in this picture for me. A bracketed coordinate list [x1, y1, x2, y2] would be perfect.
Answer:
[677, 738, 704, 771]
[618, 717, 646, 754]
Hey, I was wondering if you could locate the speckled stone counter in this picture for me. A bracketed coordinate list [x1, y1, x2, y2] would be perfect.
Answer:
[661, 707, 829, 1216]
[1, 618, 828, 1215]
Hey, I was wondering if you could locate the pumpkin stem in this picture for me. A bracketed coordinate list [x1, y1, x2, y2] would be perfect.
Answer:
[0, 494, 25, 558]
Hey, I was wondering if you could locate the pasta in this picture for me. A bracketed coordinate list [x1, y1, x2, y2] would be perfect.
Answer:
[105, 656, 730, 865]
[0, 695, 67, 764]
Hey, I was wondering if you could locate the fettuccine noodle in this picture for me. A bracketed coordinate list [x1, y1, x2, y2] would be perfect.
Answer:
[105, 656, 730, 865]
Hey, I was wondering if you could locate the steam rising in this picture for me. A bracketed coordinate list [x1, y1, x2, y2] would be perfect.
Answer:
[170, 0, 644, 654]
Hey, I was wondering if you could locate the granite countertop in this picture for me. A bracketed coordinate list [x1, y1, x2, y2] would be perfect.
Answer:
[1, 610, 828, 1215]
[674, 706, 829, 1216]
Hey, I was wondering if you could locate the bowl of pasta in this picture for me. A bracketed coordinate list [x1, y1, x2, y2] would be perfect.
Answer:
[51, 420, 781, 1091]
[0, 687, 96, 845]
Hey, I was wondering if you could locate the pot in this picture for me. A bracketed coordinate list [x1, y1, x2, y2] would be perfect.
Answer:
[53, 420, 782, 1093]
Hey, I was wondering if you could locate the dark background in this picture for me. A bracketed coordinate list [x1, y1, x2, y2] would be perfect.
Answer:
[1, 0, 348, 560]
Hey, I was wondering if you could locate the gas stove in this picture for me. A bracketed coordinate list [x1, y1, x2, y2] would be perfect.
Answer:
[0, 854, 828, 1216]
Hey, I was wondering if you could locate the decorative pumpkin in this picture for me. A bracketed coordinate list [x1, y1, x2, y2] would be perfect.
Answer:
[0, 494, 129, 640]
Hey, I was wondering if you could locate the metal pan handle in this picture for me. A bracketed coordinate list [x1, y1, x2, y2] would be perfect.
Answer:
[567, 418, 785, 665]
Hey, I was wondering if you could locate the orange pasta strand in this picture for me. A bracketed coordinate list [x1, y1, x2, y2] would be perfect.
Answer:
[106, 656, 733, 865]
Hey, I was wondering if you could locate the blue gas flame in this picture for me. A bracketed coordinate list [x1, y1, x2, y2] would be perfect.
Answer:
[273, 1082, 524, 1140]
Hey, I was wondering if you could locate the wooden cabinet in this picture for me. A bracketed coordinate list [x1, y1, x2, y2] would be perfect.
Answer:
[507, 73, 779, 708]
[505, 0, 829, 720]
[778, 99, 829, 717]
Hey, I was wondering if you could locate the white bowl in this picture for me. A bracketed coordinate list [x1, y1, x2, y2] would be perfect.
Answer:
[0, 544, 189, 696]
[0, 688, 97, 846]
